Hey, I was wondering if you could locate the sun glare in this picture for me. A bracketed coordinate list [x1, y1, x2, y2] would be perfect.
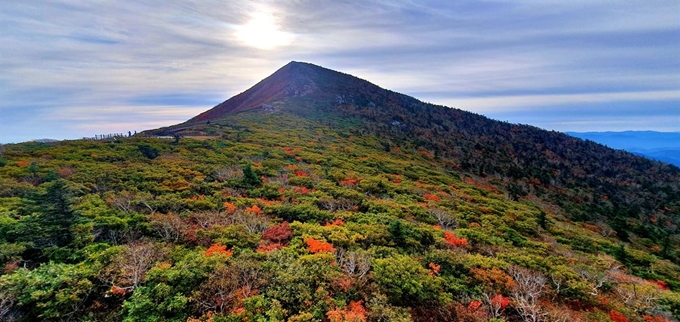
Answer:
[235, 12, 293, 50]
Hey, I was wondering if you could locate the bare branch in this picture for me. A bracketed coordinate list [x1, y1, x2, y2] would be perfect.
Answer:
[508, 266, 547, 322]
[428, 207, 457, 229]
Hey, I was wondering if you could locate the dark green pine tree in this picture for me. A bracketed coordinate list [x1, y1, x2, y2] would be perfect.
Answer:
[32, 179, 80, 248]
[241, 163, 262, 188]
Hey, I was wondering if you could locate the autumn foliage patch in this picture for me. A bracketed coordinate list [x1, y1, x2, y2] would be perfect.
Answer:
[306, 238, 336, 253]
[444, 231, 468, 247]
[423, 194, 441, 202]
[203, 242, 233, 257]
[326, 300, 367, 322]
[262, 221, 293, 243]
[609, 309, 629, 322]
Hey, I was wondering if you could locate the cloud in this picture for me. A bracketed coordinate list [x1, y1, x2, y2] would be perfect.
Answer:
[0, 0, 678, 143]
[434, 90, 680, 112]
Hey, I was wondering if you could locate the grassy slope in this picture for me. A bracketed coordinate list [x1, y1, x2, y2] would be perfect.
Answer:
[0, 111, 678, 321]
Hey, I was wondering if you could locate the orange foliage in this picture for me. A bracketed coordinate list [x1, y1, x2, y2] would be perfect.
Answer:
[223, 202, 237, 213]
[16, 160, 30, 167]
[306, 238, 336, 253]
[428, 262, 441, 277]
[336, 277, 352, 292]
[203, 242, 233, 257]
[609, 310, 629, 322]
[111, 285, 128, 296]
[157, 261, 172, 269]
[325, 219, 345, 227]
[187, 311, 215, 322]
[232, 307, 246, 315]
[340, 178, 360, 187]
[245, 204, 263, 215]
[327, 301, 367, 322]
[469, 266, 516, 292]
[444, 231, 468, 247]
[423, 194, 441, 202]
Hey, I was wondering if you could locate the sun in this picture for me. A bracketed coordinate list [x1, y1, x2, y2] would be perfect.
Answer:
[235, 12, 294, 50]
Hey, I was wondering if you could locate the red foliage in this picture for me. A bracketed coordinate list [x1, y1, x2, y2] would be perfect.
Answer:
[203, 242, 233, 257]
[444, 231, 468, 247]
[491, 294, 509, 310]
[428, 262, 441, 277]
[644, 315, 673, 322]
[262, 221, 293, 243]
[295, 170, 308, 177]
[256, 242, 283, 253]
[649, 279, 670, 290]
[327, 301, 367, 322]
[423, 194, 441, 202]
[306, 238, 336, 253]
[467, 301, 482, 312]
[609, 310, 629, 322]
[293, 186, 310, 194]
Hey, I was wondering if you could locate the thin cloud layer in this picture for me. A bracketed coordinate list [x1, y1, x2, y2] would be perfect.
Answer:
[1, 0, 678, 142]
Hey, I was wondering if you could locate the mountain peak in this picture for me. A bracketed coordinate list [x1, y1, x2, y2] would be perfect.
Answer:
[188, 61, 330, 122]
[188, 62, 397, 123]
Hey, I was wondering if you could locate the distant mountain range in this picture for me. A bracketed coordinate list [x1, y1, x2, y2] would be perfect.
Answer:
[567, 131, 680, 167]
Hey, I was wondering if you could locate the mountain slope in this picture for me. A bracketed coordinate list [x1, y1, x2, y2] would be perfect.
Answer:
[160, 61, 680, 246]
[0, 62, 679, 321]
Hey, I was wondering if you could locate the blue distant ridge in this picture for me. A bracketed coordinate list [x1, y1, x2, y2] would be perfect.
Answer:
[566, 131, 680, 167]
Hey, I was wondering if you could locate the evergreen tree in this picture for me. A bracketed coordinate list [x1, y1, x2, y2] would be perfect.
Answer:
[241, 163, 262, 188]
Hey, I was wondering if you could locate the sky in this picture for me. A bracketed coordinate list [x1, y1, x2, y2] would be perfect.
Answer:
[1, 1, 679, 143]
